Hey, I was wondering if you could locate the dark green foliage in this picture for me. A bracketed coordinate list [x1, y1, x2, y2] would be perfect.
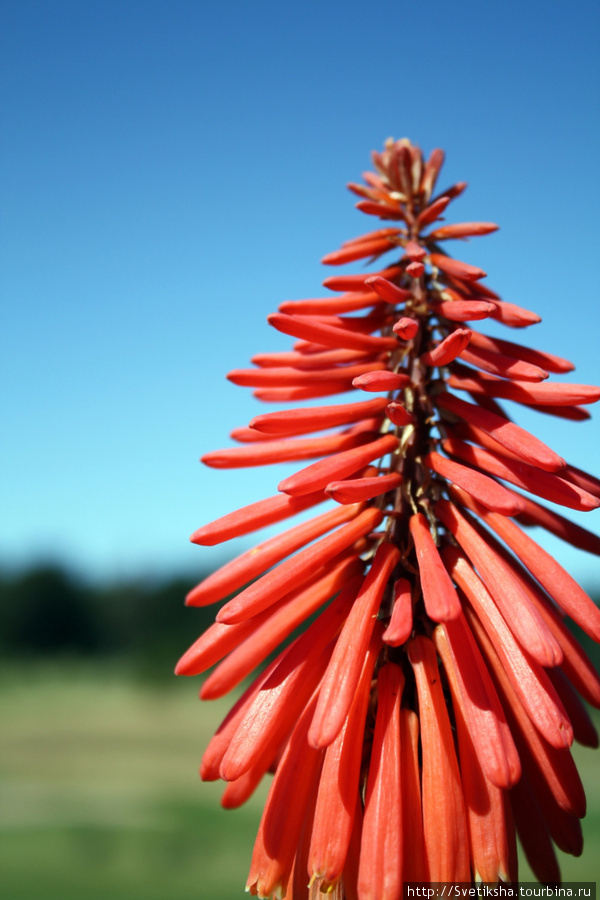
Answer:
[1, 566, 99, 655]
[0, 564, 216, 676]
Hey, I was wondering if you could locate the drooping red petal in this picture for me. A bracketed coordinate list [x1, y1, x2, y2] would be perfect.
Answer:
[462, 501, 600, 642]
[226, 360, 387, 388]
[459, 343, 549, 382]
[288, 769, 322, 899]
[252, 346, 379, 368]
[249, 396, 389, 436]
[278, 433, 400, 497]
[220, 581, 361, 782]
[469, 614, 585, 819]
[404, 240, 427, 261]
[321, 235, 400, 265]
[430, 180, 468, 204]
[393, 316, 420, 338]
[417, 195, 451, 228]
[437, 391, 566, 472]
[201, 429, 376, 469]
[355, 198, 406, 219]
[515, 494, 600, 557]
[548, 668, 599, 749]
[467, 329, 574, 374]
[489, 299, 541, 328]
[443, 545, 573, 750]
[430, 252, 487, 281]
[176, 613, 264, 677]
[278, 291, 385, 315]
[304, 310, 390, 334]
[365, 275, 412, 304]
[200, 657, 283, 782]
[420, 328, 471, 366]
[341, 227, 404, 248]
[186, 502, 365, 607]
[246, 691, 324, 899]
[382, 577, 413, 647]
[431, 298, 496, 321]
[190, 489, 327, 545]
[253, 382, 359, 402]
[308, 625, 383, 889]
[433, 617, 521, 789]
[442, 436, 600, 511]
[449, 366, 600, 407]
[357, 663, 405, 900]
[386, 401, 414, 426]
[409, 512, 462, 621]
[435, 500, 564, 670]
[322, 266, 402, 292]
[453, 697, 517, 884]
[325, 472, 403, 504]
[445, 278, 499, 301]
[179, 555, 363, 677]
[424, 450, 525, 515]
[200, 556, 365, 699]
[406, 260, 425, 277]
[309, 541, 400, 749]
[398, 709, 428, 882]
[419, 148, 445, 202]
[217, 507, 382, 624]
[267, 312, 398, 352]
[510, 776, 561, 886]
[229, 425, 292, 443]
[221, 741, 279, 810]
[408, 635, 471, 882]
[427, 221, 499, 240]
[352, 370, 411, 391]
[509, 565, 600, 710]
[562, 463, 600, 500]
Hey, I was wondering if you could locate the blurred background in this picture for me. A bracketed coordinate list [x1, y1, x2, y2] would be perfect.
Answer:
[1, 0, 599, 896]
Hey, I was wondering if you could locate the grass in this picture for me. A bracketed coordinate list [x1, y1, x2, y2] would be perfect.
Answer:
[0, 663, 267, 900]
[1, 662, 599, 899]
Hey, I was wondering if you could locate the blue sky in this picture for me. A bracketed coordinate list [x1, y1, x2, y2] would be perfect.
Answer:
[1, 0, 599, 587]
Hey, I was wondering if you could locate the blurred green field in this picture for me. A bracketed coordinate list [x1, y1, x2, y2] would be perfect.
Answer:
[1, 664, 599, 899]
[0, 664, 268, 900]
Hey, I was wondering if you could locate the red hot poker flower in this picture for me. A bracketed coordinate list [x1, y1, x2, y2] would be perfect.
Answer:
[179, 137, 600, 895]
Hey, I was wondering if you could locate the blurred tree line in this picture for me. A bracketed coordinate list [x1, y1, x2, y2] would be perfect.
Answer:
[0, 564, 216, 678]
[2, 562, 600, 678]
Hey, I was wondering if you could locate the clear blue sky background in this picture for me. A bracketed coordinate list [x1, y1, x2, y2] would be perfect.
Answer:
[1, 0, 599, 588]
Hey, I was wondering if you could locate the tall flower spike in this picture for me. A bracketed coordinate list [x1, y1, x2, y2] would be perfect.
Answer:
[180, 138, 600, 895]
